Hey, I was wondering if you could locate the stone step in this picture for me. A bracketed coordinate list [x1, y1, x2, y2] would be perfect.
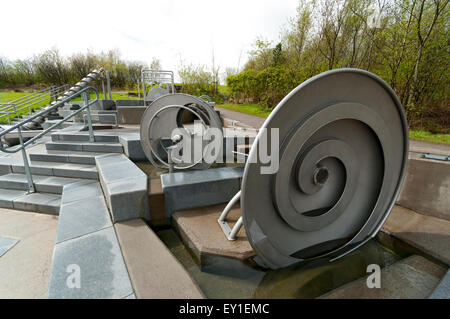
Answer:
[114, 218, 204, 298]
[319, 255, 446, 299]
[380, 205, 450, 266]
[0, 188, 61, 215]
[0, 158, 98, 179]
[95, 153, 149, 223]
[51, 132, 118, 143]
[29, 150, 102, 165]
[0, 173, 82, 194]
[46, 141, 123, 153]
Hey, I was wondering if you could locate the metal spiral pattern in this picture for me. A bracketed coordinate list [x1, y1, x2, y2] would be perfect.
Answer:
[31, 68, 104, 126]
[241, 69, 408, 269]
[140, 93, 223, 170]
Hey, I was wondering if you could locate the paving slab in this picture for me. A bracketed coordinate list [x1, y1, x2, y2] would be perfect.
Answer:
[61, 180, 103, 204]
[320, 255, 446, 299]
[382, 205, 450, 266]
[114, 218, 204, 299]
[173, 203, 255, 262]
[0, 237, 19, 257]
[0, 208, 58, 298]
[47, 226, 133, 299]
[56, 195, 112, 244]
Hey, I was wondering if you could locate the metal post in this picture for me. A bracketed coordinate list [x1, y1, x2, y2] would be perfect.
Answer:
[106, 71, 112, 100]
[102, 78, 107, 100]
[137, 79, 140, 100]
[17, 126, 35, 193]
[82, 91, 95, 143]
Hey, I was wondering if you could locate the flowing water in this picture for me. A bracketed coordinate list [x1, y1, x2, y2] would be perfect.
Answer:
[156, 228, 405, 299]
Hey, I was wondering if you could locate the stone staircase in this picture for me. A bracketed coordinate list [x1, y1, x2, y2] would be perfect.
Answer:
[0, 124, 151, 298]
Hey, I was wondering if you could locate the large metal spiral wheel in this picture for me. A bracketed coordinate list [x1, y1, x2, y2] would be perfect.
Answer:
[140, 93, 223, 170]
[241, 69, 408, 269]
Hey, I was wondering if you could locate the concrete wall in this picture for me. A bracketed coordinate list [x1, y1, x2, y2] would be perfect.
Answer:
[397, 154, 450, 221]
[117, 106, 146, 124]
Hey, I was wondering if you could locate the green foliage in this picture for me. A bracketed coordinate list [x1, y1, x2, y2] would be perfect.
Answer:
[178, 64, 223, 103]
[230, 0, 449, 132]
[0, 49, 147, 90]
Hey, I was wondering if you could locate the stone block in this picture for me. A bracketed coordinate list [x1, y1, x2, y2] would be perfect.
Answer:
[161, 166, 243, 217]
[117, 106, 146, 124]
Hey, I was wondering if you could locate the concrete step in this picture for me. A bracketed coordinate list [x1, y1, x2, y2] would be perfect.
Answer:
[380, 205, 450, 266]
[173, 203, 254, 263]
[320, 255, 446, 299]
[95, 153, 149, 223]
[29, 150, 102, 165]
[0, 188, 61, 215]
[0, 158, 98, 179]
[0, 173, 83, 194]
[114, 218, 204, 298]
[46, 141, 123, 153]
[51, 132, 118, 143]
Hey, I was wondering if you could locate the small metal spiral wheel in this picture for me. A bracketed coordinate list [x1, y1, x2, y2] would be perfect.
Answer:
[241, 69, 409, 269]
[140, 93, 223, 170]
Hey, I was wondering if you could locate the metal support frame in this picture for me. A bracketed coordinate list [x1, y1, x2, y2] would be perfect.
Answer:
[82, 91, 95, 142]
[141, 69, 175, 102]
[106, 71, 112, 100]
[217, 190, 243, 241]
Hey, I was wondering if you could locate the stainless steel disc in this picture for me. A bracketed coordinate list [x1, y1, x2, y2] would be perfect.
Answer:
[140, 93, 223, 170]
[241, 69, 408, 269]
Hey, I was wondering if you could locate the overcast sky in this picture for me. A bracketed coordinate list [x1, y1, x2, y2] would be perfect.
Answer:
[0, 0, 298, 80]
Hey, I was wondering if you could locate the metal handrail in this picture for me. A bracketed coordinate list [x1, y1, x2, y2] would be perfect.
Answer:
[0, 86, 99, 193]
[0, 84, 68, 111]
[0, 84, 69, 124]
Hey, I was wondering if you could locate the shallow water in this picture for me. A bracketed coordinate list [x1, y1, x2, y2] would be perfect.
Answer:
[156, 228, 404, 299]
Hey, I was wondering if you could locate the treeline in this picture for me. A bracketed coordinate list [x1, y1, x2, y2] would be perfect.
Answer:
[178, 64, 222, 102]
[0, 49, 148, 90]
[227, 0, 449, 132]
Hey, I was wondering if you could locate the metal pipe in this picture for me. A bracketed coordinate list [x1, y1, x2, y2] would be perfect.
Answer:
[0, 87, 99, 153]
[218, 191, 241, 221]
[17, 126, 35, 193]
[82, 91, 95, 142]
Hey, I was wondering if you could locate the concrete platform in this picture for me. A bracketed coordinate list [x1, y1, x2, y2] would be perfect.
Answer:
[173, 203, 255, 263]
[0, 208, 58, 298]
[320, 255, 446, 299]
[114, 218, 204, 299]
[382, 205, 450, 266]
